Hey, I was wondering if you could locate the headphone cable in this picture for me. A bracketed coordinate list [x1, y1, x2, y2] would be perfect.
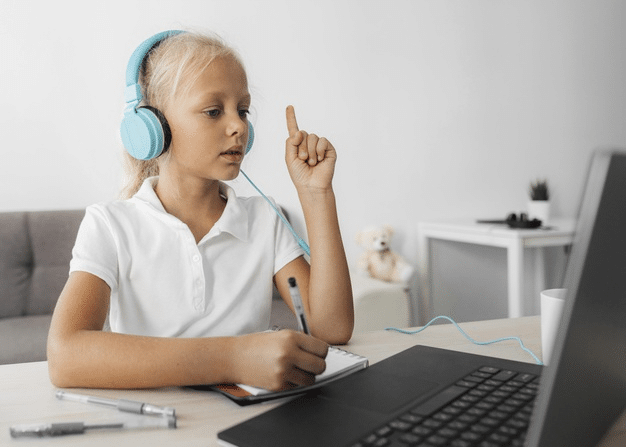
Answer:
[240, 170, 311, 257]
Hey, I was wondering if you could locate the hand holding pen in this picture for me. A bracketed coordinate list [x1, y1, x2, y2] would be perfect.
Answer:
[230, 278, 326, 391]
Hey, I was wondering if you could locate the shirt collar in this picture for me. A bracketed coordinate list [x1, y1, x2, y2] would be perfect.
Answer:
[133, 177, 166, 213]
[132, 176, 249, 242]
[215, 182, 249, 242]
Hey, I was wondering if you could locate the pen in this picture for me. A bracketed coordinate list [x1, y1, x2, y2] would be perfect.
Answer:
[56, 390, 175, 418]
[288, 277, 310, 334]
[10, 416, 176, 438]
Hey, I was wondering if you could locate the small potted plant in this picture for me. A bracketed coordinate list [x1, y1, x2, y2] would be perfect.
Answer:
[528, 179, 550, 224]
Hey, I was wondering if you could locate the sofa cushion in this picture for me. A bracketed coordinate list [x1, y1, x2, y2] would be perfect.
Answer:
[0, 210, 85, 319]
[0, 315, 52, 364]
[0, 213, 31, 318]
[26, 210, 84, 315]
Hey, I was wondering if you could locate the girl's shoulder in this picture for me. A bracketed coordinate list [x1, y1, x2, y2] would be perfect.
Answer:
[82, 197, 158, 233]
[85, 197, 143, 217]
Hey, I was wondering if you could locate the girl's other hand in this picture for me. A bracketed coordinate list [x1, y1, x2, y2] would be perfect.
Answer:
[232, 330, 328, 391]
[285, 105, 337, 192]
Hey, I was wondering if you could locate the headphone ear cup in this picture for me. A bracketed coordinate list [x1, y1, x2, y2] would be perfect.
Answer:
[245, 121, 254, 155]
[120, 106, 168, 160]
[143, 106, 172, 153]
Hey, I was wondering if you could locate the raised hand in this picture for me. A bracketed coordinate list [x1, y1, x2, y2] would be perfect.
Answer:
[285, 105, 337, 191]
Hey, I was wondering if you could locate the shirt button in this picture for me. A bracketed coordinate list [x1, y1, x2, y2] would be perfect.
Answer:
[193, 255, 200, 262]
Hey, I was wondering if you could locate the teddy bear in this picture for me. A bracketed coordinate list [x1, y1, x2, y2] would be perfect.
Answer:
[355, 225, 415, 283]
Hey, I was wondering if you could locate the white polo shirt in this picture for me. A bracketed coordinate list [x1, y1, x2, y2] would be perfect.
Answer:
[69, 177, 304, 338]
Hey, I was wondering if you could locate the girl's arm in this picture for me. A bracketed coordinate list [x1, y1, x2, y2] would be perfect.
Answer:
[47, 271, 327, 389]
[274, 106, 354, 345]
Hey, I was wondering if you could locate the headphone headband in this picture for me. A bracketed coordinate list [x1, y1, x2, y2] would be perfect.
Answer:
[124, 30, 184, 107]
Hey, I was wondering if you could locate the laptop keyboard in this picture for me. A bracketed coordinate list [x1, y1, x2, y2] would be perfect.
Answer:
[350, 365, 539, 447]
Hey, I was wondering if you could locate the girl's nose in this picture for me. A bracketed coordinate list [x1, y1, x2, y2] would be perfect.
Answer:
[226, 113, 247, 138]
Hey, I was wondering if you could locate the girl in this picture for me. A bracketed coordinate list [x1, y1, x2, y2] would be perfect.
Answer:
[47, 30, 353, 390]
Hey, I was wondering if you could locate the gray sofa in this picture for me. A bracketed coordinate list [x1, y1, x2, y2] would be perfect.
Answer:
[0, 210, 296, 365]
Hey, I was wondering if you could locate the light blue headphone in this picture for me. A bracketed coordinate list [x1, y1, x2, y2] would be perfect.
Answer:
[120, 30, 254, 160]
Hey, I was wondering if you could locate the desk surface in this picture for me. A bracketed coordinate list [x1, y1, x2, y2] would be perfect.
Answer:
[417, 218, 576, 245]
[1, 317, 624, 446]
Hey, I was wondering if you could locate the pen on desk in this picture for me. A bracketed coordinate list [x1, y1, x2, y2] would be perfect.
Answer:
[56, 390, 175, 418]
[10, 416, 176, 438]
[288, 277, 310, 334]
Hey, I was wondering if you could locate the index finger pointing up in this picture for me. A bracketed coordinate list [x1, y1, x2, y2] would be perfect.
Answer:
[286, 105, 299, 137]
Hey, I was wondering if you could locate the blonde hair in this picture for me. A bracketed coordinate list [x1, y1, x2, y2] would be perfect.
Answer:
[120, 31, 245, 199]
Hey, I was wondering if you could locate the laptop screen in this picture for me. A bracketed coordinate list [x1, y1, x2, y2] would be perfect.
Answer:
[527, 149, 626, 446]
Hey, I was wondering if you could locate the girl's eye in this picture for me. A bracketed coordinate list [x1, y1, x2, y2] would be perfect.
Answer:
[205, 109, 221, 118]
[239, 109, 250, 118]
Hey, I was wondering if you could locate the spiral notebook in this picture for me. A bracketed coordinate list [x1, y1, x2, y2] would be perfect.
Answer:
[198, 347, 368, 405]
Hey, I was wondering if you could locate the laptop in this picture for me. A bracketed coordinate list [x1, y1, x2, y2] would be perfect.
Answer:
[218, 148, 626, 447]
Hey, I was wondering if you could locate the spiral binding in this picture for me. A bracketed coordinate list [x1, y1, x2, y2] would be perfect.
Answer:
[329, 346, 366, 359]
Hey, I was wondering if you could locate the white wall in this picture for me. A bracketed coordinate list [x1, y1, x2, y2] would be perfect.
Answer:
[2, 0, 625, 321]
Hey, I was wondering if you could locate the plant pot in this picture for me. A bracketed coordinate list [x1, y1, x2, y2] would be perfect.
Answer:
[527, 200, 551, 225]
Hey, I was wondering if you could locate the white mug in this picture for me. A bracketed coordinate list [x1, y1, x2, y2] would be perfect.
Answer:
[540, 288, 567, 364]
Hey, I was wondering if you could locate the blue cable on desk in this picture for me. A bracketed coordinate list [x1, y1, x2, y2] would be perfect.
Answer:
[385, 315, 543, 366]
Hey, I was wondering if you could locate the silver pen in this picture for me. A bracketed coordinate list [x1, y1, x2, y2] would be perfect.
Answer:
[56, 390, 176, 418]
[288, 277, 310, 334]
[10, 417, 175, 438]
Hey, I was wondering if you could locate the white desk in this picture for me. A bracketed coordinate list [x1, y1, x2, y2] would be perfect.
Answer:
[2, 317, 626, 446]
[416, 219, 576, 324]
[0, 317, 541, 447]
